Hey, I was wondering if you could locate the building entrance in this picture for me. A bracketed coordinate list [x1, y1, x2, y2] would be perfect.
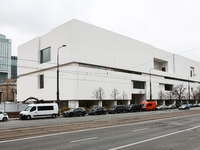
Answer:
[131, 94, 145, 104]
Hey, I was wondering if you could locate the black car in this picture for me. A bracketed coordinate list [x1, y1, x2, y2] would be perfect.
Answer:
[126, 104, 142, 112]
[108, 105, 126, 114]
[88, 107, 107, 115]
[62, 107, 86, 117]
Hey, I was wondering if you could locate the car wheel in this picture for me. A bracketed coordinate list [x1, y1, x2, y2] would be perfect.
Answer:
[3, 117, 8, 122]
[114, 111, 116, 114]
[26, 115, 31, 120]
[52, 114, 56, 118]
[103, 111, 106, 115]
[81, 112, 86, 116]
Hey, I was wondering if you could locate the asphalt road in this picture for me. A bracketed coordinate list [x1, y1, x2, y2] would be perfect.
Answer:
[1, 107, 200, 130]
[1, 112, 200, 150]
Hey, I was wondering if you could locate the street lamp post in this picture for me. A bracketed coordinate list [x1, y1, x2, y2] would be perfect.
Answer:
[57, 45, 66, 116]
[188, 76, 190, 104]
[149, 68, 153, 101]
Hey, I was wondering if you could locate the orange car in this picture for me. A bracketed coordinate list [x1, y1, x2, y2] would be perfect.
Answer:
[141, 101, 157, 111]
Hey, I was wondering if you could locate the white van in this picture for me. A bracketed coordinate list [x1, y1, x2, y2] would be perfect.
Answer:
[19, 103, 58, 120]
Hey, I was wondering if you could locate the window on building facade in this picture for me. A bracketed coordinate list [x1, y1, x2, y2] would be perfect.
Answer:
[190, 67, 195, 77]
[165, 84, 173, 91]
[40, 47, 51, 63]
[39, 74, 44, 89]
[133, 81, 145, 89]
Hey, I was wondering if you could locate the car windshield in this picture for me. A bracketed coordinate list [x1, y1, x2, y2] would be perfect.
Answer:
[142, 104, 146, 107]
[110, 106, 116, 109]
[24, 106, 32, 111]
[69, 108, 75, 111]
[92, 108, 98, 110]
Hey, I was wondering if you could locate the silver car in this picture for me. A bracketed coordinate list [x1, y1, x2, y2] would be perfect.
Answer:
[166, 104, 176, 109]
[156, 105, 167, 110]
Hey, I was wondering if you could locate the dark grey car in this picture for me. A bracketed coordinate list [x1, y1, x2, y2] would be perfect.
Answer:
[108, 105, 126, 114]
[126, 104, 142, 112]
[88, 107, 107, 115]
[62, 107, 86, 117]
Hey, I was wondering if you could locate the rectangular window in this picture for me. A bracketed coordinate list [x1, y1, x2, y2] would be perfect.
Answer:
[162, 67, 166, 72]
[133, 81, 145, 89]
[39, 74, 44, 89]
[40, 47, 51, 63]
[165, 84, 173, 91]
[38, 106, 53, 111]
[190, 67, 195, 77]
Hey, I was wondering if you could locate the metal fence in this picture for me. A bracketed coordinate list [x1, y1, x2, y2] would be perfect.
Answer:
[0, 103, 29, 112]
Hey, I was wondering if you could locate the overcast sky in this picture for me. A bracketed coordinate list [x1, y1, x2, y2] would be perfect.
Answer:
[0, 0, 200, 62]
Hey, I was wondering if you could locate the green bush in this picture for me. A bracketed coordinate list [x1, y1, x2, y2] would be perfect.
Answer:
[61, 107, 70, 113]
[103, 106, 111, 111]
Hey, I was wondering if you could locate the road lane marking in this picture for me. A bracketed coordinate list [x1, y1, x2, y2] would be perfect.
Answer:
[70, 137, 98, 143]
[1, 113, 200, 144]
[132, 128, 148, 132]
[108, 125, 200, 150]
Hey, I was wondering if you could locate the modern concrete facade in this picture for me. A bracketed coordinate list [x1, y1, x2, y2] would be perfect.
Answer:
[0, 34, 11, 83]
[17, 19, 200, 108]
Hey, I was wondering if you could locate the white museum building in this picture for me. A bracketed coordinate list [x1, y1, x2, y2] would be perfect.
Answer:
[17, 19, 200, 108]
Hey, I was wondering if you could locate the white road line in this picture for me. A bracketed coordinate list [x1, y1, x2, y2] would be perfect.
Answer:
[0, 113, 200, 144]
[132, 128, 148, 132]
[70, 137, 98, 143]
[108, 125, 200, 150]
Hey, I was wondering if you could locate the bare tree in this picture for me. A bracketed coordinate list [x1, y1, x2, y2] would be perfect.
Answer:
[93, 87, 105, 100]
[158, 90, 166, 100]
[120, 90, 128, 100]
[165, 91, 174, 100]
[192, 86, 200, 101]
[110, 88, 120, 100]
[172, 84, 186, 101]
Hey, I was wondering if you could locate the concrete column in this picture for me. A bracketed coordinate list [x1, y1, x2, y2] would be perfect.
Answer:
[68, 100, 79, 108]
[173, 100, 176, 105]
[122, 100, 129, 106]
[163, 100, 165, 105]
[98, 100, 102, 107]
[155, 100, 157, 105]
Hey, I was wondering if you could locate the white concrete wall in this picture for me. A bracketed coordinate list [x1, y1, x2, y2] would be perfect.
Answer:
[17, 19, 200, 103]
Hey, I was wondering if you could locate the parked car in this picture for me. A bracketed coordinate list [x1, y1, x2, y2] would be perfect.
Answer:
[176, 102, 187, 108]
[88, 107, 107, 115]
[179, 105, 190, 110]
[156, 105, 167, 110]
[108, 105, 126, 114]
[192, 104, 199, 107]
[62, 107, 86, 117]
[19, 103, 58, 120]
[141, 102, 157, 111]
[166, 104, 176, 109]
[188, 104, 193, 107]
[0, 110, 9, 121]
[126, 104, 142, 112]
